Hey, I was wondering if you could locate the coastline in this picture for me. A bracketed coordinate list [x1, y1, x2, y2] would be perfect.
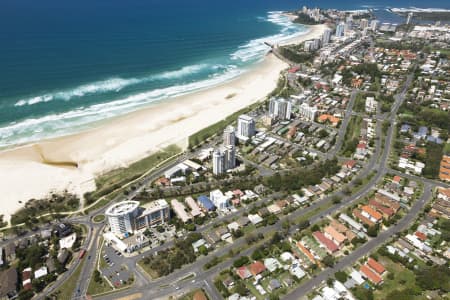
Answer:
[0, 24, 327, 222]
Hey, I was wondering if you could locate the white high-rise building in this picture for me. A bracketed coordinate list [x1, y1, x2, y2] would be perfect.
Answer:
[304, 40, 315, 52]
[224, 145, 236, 170]
[406, 13, 413, 24]
[370, 20, 379, 31]
[212, 149, 225, 175]
[313, 38, 321, 50]
[360, 18, 369, 29]
[335, 22, 345, 37]
[106, 200, 171, 236]
[237, 114, 255, 140]
[299, 103, 318, 122]
[269, 98, 292, 120]
[106, 201, 140, 235]
[223, 125, 235, 146]
[322, 28, 331, 45]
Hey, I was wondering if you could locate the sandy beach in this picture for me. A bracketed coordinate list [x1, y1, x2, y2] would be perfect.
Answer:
[0, 24, 327, 222]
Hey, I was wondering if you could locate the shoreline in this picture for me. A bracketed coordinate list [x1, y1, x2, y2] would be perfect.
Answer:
[0, 24, 328, 222]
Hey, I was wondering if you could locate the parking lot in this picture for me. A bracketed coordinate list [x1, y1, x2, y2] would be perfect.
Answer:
[100, 244, 133, 288]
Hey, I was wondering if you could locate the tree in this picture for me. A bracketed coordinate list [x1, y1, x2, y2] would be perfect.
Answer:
[367, 224, 379, 237]
[198, 245, 208, 256]
[235, 281, 248, 296]
[184, 223, 196, 231]
[335, 271, 348, 283]
[332, 195, 342, 204]
[93, 270, 103, 283]
[251, 249, 264, 261]
[326, 277, 334, 286]
[415, 265, 450, 292]
[298, 220, 310, 231]
[322, 255, 335, 267]
[233, 256, 250, 268]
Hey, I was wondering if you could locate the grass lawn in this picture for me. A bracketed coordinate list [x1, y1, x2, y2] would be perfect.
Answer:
[353, 93, 366, 113]
[432, 48, 450, 57]
[87, 276, 113, 296]
[84, 144, 182, 206]
[340, 116, 363, 157]
[374, 256, 425, 300]
[93, 214, 106, 223]
[136, 260, 160, 279]
[52, 260, 85, 299]
[294, 201, 334, 225]
[244, 281, 265, 300]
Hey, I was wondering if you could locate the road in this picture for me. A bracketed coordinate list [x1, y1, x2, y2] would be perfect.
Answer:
[284, 183, 433, 299]
[93, 79, 395, 300]
[37, 63, 441, 300]
[283, 65, 419, 299]
[38, 219, 94, 298]
[329, 89, 358, 158]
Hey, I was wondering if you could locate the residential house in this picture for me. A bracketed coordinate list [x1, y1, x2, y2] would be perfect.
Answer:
[367, 258, 386, 275]
[361, 205, 383, 223]
[249, 261, 266, 277]
[324, 226, 347, 246]
[313, 231, 339, 254]
[267, 279, 282, 292]
[360, 265, 383, 285]
[353, 208, 375, 227]
[236, 266, 252, 280]
[263, 258, 282, 273]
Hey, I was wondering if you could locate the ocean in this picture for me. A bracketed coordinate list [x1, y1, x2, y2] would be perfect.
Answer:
[1, 0, 449, 148]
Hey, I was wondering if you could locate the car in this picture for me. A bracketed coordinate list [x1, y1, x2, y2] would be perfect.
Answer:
[88, 255, 91, 260]
[191, 279, 196, 283]
[175, 286, 180, 290]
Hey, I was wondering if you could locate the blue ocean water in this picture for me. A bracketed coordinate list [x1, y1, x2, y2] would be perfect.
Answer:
[0, 0, 449, 148]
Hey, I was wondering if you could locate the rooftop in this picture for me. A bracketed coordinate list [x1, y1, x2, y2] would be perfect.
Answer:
[105, 201, 139, 216]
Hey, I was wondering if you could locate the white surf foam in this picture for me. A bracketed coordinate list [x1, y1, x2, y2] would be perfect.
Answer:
[231, 11, 307, 62]
[13, 63, 212, 107]
[1, 65, 244, 147]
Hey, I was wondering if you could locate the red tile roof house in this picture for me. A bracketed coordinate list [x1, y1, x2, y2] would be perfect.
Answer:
[415, 231, 427, 242]
[276, 200, 289, 209]
[360, 265, 383, 285]
[313, 231, 339, 254]
[249, 261, 266, 276]
[342, 160, 356, 170]
[324, 226, 347, 246]
[368, 199, 395, 219]
[353, 208, 375, 227]
[392, 175, 402, 185]
[236, 266, 252, 280]
[367, 258, 386, 275]
[361, 205, 383, 223]
[374, 194, 400, 213]
[356, 143, 368, 156]
[22, 268, 32, 291]
[296, 242, 316, 264]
